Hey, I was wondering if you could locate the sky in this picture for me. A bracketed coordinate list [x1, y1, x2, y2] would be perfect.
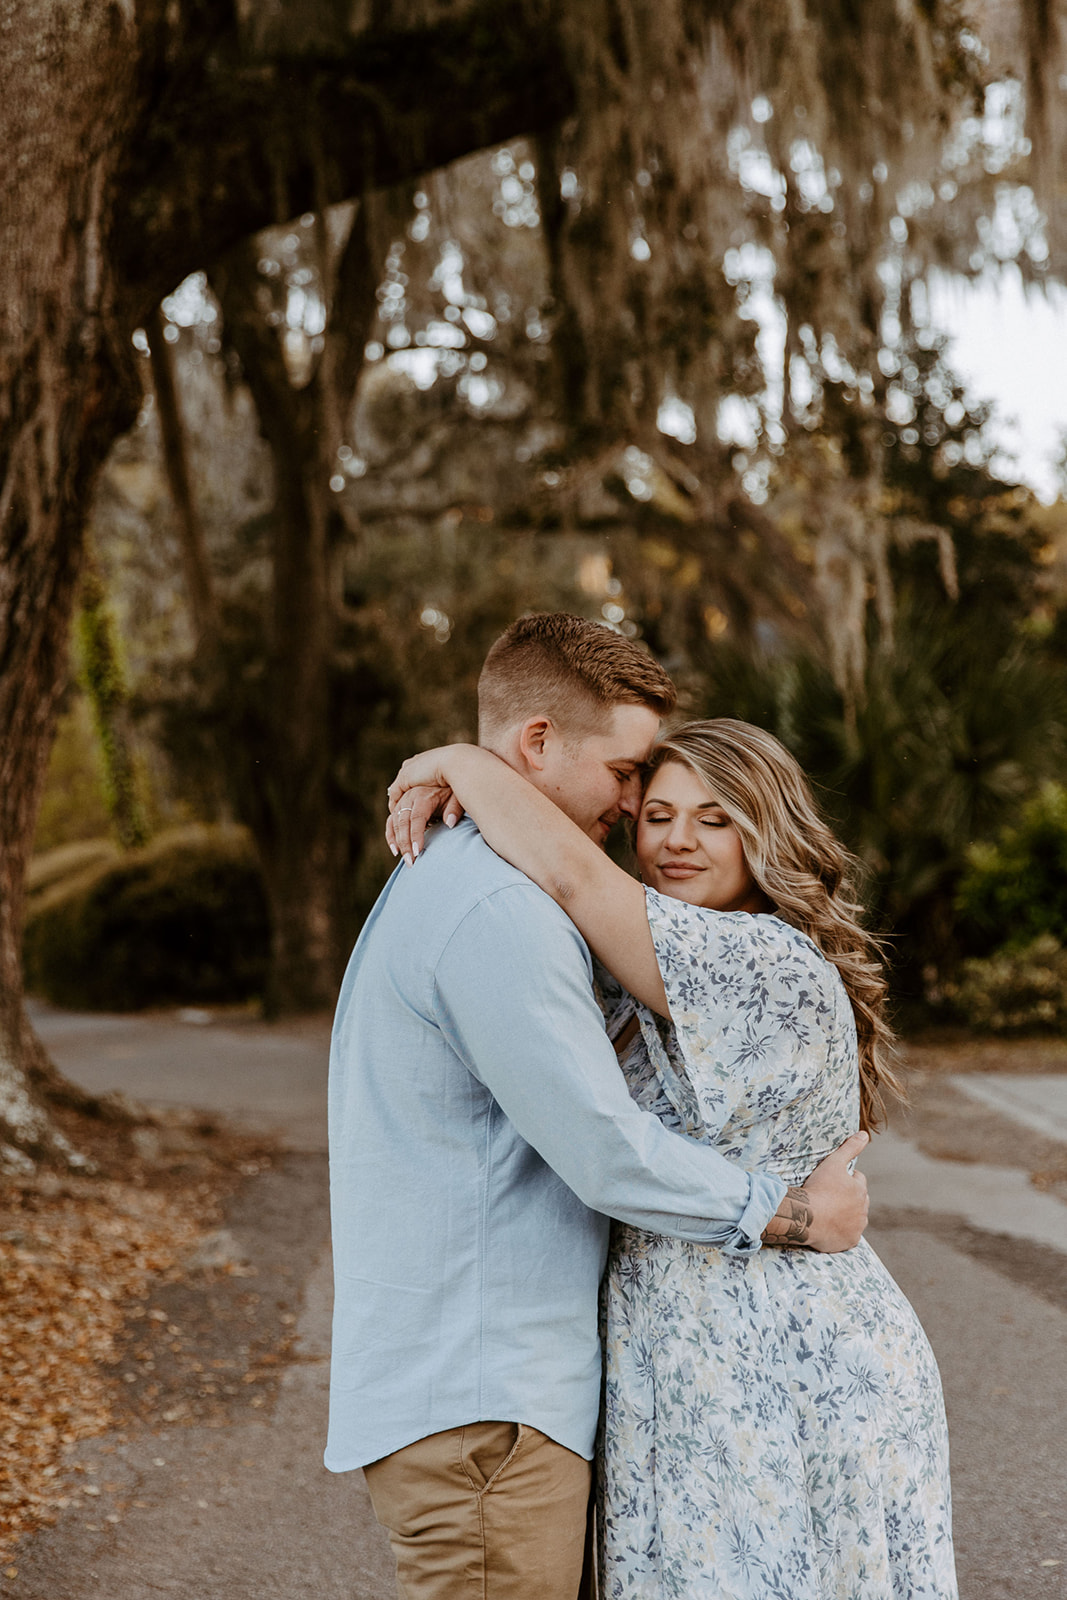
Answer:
[699, 244, 1067, 507]
[926, 266, 1067, 502]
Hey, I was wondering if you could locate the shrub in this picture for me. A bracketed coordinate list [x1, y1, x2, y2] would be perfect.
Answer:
[956, 783, 1067, 954]
[23, 825, 270, 1011]
[26, 838, 120, 906]
[947, 935, 1067, 1034]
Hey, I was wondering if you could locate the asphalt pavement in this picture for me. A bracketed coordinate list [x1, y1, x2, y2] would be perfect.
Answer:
[6, 1001, 1067, 1600]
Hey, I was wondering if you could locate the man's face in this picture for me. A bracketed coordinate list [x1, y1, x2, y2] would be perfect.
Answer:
[534, 702, 663, 844]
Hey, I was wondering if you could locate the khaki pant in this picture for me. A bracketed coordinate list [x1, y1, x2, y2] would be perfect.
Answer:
[363, 1421, 594, 1600]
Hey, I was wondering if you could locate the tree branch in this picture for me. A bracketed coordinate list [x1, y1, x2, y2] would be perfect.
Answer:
[209, 240, 330, 734]
[146, 307, 218, 644]
[115, 4, 575, 318]
[314, 197, 379, 456]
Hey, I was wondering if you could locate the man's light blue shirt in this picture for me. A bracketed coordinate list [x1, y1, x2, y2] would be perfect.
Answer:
[325, 818, 786, 1470]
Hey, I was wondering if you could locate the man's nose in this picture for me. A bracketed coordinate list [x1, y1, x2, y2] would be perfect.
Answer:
[618, 773, 643, 818]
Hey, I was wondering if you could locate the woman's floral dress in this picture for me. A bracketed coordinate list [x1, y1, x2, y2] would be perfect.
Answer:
[597, 889, 957, 1600]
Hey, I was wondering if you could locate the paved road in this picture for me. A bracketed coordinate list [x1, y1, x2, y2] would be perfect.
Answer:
[7, 1003, 1067, 1599]
[25, 1002, 332, 1153]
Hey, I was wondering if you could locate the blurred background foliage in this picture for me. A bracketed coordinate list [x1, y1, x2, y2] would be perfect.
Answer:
[27, 15, 1067, 1025]
[944, 782, 1067, 1033]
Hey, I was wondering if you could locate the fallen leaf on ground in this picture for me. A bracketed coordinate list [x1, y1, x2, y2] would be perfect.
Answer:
[0, 1109, 273, 1558]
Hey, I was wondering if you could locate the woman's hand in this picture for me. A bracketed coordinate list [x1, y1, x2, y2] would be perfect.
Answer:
[387, 741, 666, 1009]
[386, 746, 472, 863]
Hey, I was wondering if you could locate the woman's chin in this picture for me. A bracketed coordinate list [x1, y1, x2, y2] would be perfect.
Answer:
[648, 872, 717, 909]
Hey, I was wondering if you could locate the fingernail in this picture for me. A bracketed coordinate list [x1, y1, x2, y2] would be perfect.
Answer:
[412, 841, 421, 859]
[403, 852, 413, 868]
[388, 843, 398, 858]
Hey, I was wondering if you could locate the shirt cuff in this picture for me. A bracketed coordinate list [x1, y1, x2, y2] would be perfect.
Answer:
[720, 1170, 788, 1256]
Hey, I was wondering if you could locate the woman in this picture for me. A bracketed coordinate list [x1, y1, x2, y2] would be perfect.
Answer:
[388, 719, 957, 1600]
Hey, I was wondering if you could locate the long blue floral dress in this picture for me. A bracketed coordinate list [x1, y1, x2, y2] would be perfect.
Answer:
[597, 889, 957, 1600]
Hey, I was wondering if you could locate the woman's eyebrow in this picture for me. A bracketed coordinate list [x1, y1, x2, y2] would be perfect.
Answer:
[643, 795, 725, 810]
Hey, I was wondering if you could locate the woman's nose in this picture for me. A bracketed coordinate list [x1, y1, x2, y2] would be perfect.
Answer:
[665, 819, 696, 851]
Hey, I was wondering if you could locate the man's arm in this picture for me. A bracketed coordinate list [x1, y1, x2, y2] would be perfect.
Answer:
[434, 885, 866, 1255]
[762, 1137, 869, 1251]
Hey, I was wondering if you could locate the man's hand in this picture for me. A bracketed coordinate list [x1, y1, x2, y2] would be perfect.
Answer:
[762, 1131, 869, 1252]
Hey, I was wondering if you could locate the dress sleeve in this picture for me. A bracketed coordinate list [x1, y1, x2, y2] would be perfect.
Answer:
[592, 956, 636, 1039]
[641, 887, 839, 1142]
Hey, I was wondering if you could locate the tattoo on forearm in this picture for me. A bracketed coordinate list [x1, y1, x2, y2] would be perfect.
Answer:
[762, 1186, 813, 1247]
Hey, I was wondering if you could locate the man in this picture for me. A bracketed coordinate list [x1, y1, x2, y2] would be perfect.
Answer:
[326, 613, 868, 1598]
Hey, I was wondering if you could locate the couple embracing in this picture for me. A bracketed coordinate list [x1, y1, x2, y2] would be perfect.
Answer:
[325, 612, 957, 1599]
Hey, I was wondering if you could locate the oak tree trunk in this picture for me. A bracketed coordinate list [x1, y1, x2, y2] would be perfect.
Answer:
[206, 215, 376, 1012]
[0, 3, 141, 1164]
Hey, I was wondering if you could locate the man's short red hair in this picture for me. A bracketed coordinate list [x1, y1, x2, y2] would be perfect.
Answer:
[478, 613, 676, 743]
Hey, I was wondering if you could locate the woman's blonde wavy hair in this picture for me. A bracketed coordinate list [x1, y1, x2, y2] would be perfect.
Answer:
[647, 718, 904, 1132]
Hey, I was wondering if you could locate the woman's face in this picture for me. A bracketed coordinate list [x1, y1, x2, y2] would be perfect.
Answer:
[636, 760, 765, 914]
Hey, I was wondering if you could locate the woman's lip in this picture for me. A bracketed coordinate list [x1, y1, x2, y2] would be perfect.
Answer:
[658, 863, 704, 876]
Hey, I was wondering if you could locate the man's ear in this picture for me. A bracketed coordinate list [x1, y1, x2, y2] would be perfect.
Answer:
[516, 716, 554, 773]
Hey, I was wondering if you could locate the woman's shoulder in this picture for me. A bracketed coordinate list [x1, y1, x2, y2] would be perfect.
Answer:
[644, 887, 836, 990]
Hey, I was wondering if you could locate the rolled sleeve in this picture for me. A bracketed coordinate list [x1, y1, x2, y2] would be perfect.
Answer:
[732, 1170, 787, 1253]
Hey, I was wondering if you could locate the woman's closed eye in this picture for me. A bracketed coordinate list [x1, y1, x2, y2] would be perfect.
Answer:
[643, 810, 729, 827]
